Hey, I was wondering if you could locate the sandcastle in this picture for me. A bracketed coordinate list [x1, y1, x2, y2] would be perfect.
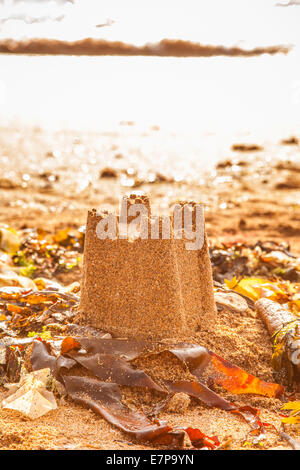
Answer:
[79, 194, 216, 340]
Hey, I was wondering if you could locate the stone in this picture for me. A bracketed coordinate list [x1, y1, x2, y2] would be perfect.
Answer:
[164, 393, 191, 413]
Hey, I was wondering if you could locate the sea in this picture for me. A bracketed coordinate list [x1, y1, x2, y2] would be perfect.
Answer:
[0, 0, 299, 170]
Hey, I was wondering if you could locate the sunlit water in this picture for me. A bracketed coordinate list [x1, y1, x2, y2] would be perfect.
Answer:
[1, 0, 299, 49]
[0, 0, 299, 171]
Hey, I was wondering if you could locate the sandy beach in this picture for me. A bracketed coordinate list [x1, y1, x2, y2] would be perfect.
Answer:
[0, 123, 299, 450]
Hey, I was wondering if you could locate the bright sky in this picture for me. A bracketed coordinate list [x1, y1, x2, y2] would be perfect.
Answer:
[0, 0, 299, 48]
[0, 0, 299, 139]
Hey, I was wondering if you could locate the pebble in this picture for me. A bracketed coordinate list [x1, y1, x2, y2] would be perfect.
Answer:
[165, 393, 191, 414]
[214, 291, 249, 313]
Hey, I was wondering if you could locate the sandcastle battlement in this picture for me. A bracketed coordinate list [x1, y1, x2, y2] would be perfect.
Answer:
[79, 194, 216, 340]
[88, 195, 204, 240]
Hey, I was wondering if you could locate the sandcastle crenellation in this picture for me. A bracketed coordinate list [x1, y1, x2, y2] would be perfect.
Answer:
[79, 194, 216, 340]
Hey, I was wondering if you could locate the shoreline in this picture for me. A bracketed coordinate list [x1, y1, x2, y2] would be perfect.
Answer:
[0, 38, 291, 57]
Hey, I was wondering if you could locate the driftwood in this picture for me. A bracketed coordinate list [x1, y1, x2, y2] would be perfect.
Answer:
[256, 298, 296, 337]
[256, 298, 300, 383]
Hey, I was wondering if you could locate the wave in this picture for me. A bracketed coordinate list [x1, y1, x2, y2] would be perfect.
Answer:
[0, 38, 291, 57]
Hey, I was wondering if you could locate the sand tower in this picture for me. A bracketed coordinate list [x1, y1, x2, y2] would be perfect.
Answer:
[79, 194, 216, 340]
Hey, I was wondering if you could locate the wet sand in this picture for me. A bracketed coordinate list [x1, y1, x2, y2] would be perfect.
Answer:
[0, 125, 299, 249]
[0, 38, 290, 57]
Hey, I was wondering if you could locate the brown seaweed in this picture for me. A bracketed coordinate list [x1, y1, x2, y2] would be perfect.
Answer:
[30, 336, 284, 448]
[62, 375, 183, 446]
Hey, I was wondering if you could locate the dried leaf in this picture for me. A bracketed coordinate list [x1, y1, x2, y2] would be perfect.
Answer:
[61, 336, 81, 355]
[6, 304, 31, 315]
[2, 368, 57, 419]
[282, 401, 300, 411]
[166, 343, 284, 398]
[225, 276, 238, 289]
[185, 427, 220, 450]
[0, 227, 20, 254]
[281, 416, 300, 424]
[209, 352, 284, 397]
[232, 278, 269, 301]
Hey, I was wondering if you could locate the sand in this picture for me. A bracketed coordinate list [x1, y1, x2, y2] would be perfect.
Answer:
[0, 124, 300, 450]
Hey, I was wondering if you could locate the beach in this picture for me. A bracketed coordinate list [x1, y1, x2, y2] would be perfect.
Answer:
[0, 52, 300, 450]
[0, 0, 300, 452]
[0, 121, 299, 247]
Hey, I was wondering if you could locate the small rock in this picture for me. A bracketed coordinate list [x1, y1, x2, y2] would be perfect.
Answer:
[281, 136, 299, 146]
[183, 432, 193, 448]
[216, 159, 232, 169]
[50, 313, 64, 323]
[275, 176, 300, 190]
[239, 218, 247, 229]
[165, 393, 190, 414]
[0, 178, 18, 189]
[99, 167, 118, 178]
[214, 291, 249, 313]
